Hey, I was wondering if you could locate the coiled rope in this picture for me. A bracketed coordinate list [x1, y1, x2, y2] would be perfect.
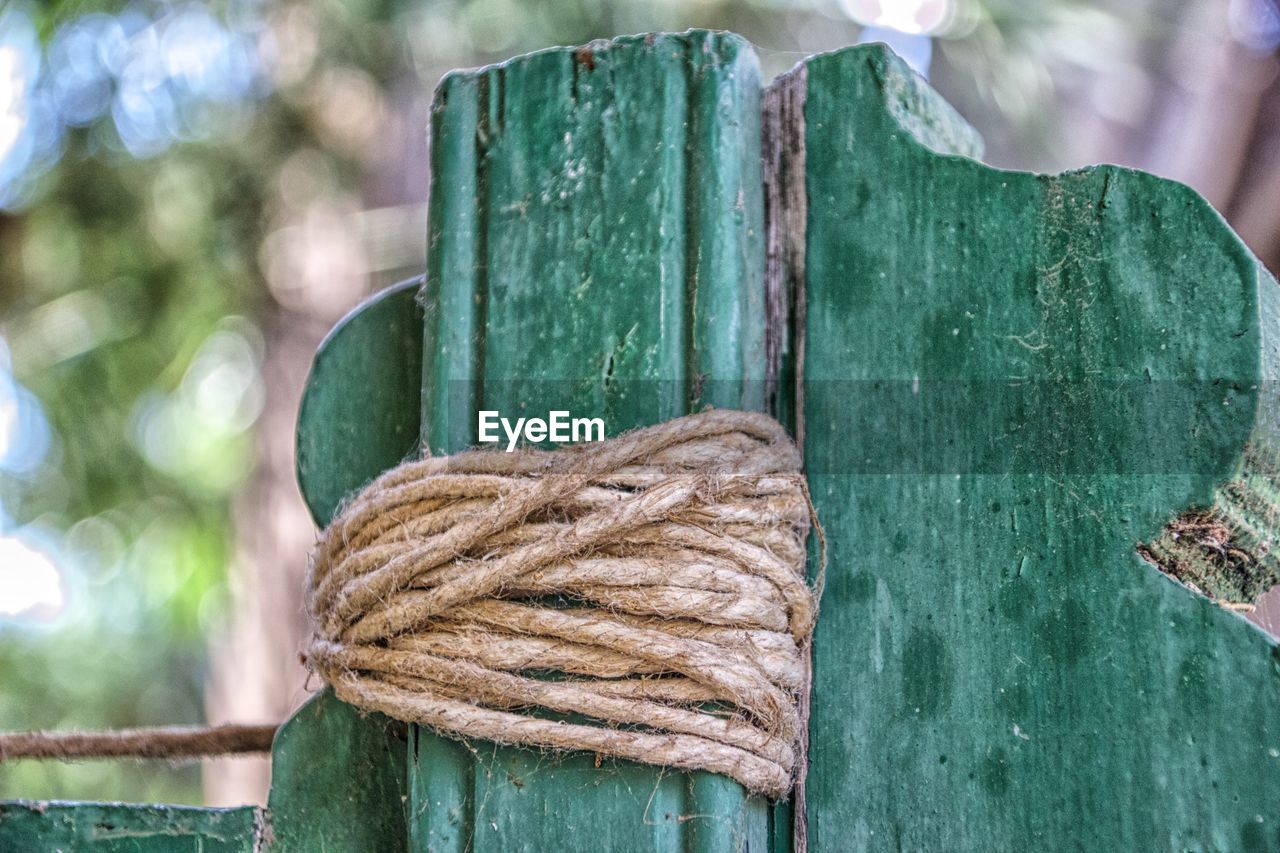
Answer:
[305, 409, 822, 798]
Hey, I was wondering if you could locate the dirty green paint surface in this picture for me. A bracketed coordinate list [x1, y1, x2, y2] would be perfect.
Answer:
[0, 801, 258, 852]
[263, 688, 408, 853]
[297, 276, 424, 528]
[413, 31, 774, 853]
[795, 44, 1280, 851]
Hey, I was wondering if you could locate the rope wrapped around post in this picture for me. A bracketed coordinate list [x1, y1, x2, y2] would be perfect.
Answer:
[305, 409, 822, 799]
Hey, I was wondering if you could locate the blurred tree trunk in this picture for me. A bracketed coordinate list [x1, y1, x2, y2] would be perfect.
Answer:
[200, 75, 431, 805]
[202, 307, 329, 807]
[1225, 48, 1280, 273]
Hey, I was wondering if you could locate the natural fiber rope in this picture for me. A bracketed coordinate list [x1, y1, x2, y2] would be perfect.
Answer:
[0, 724, 277, 761]
[305, 409, 822, 799]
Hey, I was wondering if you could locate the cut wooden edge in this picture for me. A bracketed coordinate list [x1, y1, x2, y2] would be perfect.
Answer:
[296, 277, 425, 528]
[761, 62, 811, 853]
[430, 29, 758, 107]
[763, 62, 806, 447]
[1138, 440, 1280, 610]
[804, 42, 984, 160]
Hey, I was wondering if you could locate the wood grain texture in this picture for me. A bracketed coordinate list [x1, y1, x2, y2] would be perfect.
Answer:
[762, 63, 806, 443]
[0, 801, 259, 852]
[414, 30, 775, 853]
[794, 44, 1280, 851]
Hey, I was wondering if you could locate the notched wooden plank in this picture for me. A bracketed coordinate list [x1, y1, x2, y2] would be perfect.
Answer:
[1140, 262, 1280, 608]
[796, 41, 1280, 852]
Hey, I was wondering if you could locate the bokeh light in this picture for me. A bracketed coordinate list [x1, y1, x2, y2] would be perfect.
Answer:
[0, 533, 64, 620]
[0, 5, 56, 210]
[838, 0, 955, 36]
[130, 320, 264, 494]
[0, 338, 51, 478]
[0, 1, 265, 205]
[1230, 0, 1280, 52]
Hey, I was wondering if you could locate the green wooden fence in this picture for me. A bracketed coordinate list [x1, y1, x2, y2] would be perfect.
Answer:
[3, 31, 1280, 852]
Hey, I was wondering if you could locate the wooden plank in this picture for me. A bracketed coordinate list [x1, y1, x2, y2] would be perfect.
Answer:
[263, 688, 408, 853]
[788, 44, 1280, 850]
[0, 801, 259, 852]
[413, 31, 774, 852]
[296, 276, 424, 528]
[266, 278, 425, 851]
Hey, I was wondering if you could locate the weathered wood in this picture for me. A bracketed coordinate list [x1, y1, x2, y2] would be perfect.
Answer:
[789, 44, 1280, 850]
[0, 801, 259, 852]
[412, 31, 776, 853]
[296, 276, 424, 528]
[760, 64, 807, 852]
[263, 688, 408, 853]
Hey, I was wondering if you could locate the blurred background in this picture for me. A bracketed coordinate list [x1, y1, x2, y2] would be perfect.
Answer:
[1, 0, 1279, 809]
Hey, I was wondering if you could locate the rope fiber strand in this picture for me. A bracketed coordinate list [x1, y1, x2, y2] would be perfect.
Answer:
[306, 409, 821, 799]
[0, 724, 277, 761]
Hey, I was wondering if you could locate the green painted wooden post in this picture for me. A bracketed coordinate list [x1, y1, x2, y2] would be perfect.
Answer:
[785, 44, 1280, 850]
[410, 31, 778, 853]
